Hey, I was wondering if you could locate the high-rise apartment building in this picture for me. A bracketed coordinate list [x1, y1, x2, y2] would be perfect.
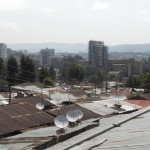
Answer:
[0, 43, 7, 60]
[40, 48, 55, 67]
[88, 40, 108, 72]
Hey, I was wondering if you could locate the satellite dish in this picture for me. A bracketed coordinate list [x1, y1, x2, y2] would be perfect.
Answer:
[66, 110, 78, 122]
[36, 88, 45, 110]
[54, 115, 69, 128]
[74, 109, 83, 120]
[85, 90, 93, 94]
[36, 102, 44, 110]
[110, 94, 126, 101]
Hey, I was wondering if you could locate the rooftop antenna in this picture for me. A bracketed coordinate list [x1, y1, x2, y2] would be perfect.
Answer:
[64, 86, 71, 103]
[47, 86, 51, 101]
[85, 90, 93, 98]
[49, 87, 50, 101]
[110, 94, 126, 109]
[55, 91, 60, 114]
[100, 93, 110, 100]
[36, 88, 45, 110]
[54, 115, 69, 134]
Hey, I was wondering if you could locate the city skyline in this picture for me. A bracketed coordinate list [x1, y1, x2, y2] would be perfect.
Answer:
[0, 0, 150, 45]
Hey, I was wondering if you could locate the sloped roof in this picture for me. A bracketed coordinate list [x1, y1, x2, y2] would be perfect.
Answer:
[0, 103, 54, 137]
[47, 106, 150, 150]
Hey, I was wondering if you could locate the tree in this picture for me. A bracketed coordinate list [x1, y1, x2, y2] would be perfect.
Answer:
[7, 56, 18, 85]
[43, 77, 53, 87]
[74, 55, 83, 61]
[20, 55, 36, 82]
[142, 72, 150, 92]
[0, 79, 8, 92]
[0, 58, 6, 80]
[125, 76, 134, 87]
[61, 63, 68, 81]
[97, 72, 104, 85]
[88, 72, 103, 84]
[68, 63, 84, 83]
[126, 76, 141, 88]
[39, 67, 49, 83]
[49, 66, 56, 80]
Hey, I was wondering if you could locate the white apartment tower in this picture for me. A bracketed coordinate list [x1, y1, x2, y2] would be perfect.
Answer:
[0, 43, 7, 60]
[40, 48, 55, 67]
[88, 40, 108, 72]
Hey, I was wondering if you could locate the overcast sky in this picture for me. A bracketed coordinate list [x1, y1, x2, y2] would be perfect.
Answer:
[0, 0, 150, 45]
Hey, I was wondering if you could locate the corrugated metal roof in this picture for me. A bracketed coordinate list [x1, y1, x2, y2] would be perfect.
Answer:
[91, 109, 150, 150]
[0, 118, 97, 150]
[45, 103, 101, 120]
[77, 100, 140, 116]
[10, 96, 54, 109]
[50, 93, 77, 105]
[0, 103, 54, 136]
[47, 107, 150, 150]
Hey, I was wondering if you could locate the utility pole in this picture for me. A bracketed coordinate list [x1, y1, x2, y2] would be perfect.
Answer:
[106, 81, 108, 93]
[9, 84, 11, 104]
[41, 88, 43, 104]
[49, 87, 50, 101]
[95, 82, 96, 97]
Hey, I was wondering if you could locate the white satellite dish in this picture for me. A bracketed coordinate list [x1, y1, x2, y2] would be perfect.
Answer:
[85, 90, 93, 94]
[74, 109, 83, 120]
[54, 115, 69, 128]
[110, 94, 126, 101]
[66, 110, 78, 122]
[36, 102, 44, 110]
[36, 88, 45, 110]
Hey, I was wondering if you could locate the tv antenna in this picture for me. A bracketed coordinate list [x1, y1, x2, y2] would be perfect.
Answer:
[55, 91, 60, 114]
[100, 93, 110, 100]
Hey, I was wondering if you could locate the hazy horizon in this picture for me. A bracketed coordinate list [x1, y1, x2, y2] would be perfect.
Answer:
[0, 0, 150, 45]
[7, 41, 150, 46]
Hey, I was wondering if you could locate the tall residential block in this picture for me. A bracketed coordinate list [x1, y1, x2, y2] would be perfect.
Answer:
[88, 40, 108, 72]
[0, 43, 7, 59]
[40, 48, 55, 67]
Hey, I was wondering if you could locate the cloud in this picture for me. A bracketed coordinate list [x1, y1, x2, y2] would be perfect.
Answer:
[144, 17, 150, 22]
[141, 10, 150, 22]
[40, 8, 56, 17]
[141, 10, 148, 16]
[91, 1, 110, 11]
[0, 0, 25, 11]
[0, 22, 21, 32]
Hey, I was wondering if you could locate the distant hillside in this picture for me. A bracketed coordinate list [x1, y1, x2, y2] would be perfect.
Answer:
[109, 43, 150, 52]
[7, 42, 150, 53]
[8, 42, 88, 53]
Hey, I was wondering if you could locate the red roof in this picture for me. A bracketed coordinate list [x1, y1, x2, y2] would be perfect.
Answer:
[126, 100, 150, 108]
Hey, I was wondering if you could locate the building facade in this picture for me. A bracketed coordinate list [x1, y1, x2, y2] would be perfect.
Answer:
[0, 43, 7, 60]
[51, 55, 64, 70]
[88, 40, 108, 73]
[40, 48, 55, 67]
